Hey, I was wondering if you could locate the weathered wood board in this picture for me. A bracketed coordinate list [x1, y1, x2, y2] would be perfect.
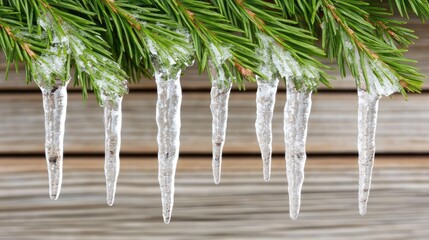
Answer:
[0, 157, 428, 240]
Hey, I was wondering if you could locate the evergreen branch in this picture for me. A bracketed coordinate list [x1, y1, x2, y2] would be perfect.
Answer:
[1, 0, 128, 102]
[152, 0, 259, 86]
[212, 0, 330, 90]
[78, 0, 195, 81]
[364, 3, 417, 47]
[321, 0, 424, 95]
[385, 0, 429, 19]
[0, 5, 47, 83]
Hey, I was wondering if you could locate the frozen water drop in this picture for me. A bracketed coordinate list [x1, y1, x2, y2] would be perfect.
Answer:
[255, 76, 279, 182]
[208, 61, 232, 185]
[102, 94, 123, 206]
[40, 79, 69, 200]
[357, 88, 381, 216]
[155, 69, 182, 224]
[284, 79, 312, 220]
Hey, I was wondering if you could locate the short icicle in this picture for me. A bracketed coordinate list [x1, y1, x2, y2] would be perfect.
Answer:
[284, 78, 312, 220]
[209, 61, 232, 184]
[155, 69, 182, 224]
[102, 93, 124, 206]
[40, 79, 69, 200]
[357, 88, 381, 216]
[255, 76, 279, 182]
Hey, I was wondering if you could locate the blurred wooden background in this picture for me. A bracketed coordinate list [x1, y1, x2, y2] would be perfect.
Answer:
[1, 20, 429, 239]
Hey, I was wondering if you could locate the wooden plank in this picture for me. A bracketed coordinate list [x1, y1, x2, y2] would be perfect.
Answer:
[1, 22, 429, 91]
[0, 157, 428, 239]
[0, 91, 428, 155]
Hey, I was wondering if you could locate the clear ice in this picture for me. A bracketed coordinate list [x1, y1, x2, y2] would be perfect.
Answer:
[155, 69, 182, 224]
[255, 76, 279, 182]
[208, 61, 232, 184]
[357, 88, 381, 215]
[284, 79, 312, 220]
[102, 94, 124, 206]
[40, 79, 69, 200]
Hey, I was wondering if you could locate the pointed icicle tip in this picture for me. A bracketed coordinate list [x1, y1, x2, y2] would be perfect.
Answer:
[212, 157, 222, 185]
[359, 204, 367, 216]
[49, 192, 59, 201]
[290, 211, 300, 220]
[163, 214, 171, 224]
[47, 163, 62, 200]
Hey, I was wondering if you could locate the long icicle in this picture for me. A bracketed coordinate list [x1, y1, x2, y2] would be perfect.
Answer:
[102, 94, 124, 206]
[209, 61, 232, 184]
[357, 88, 381, 216]
[255, 76, 279, 182]
[284, 79, 312, 220]
[40, 79, 69, 200]
[155, 69, 182, 224]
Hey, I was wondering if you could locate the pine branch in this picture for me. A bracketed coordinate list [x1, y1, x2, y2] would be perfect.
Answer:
[0, 5, 47, 83]
[212, 0, 330, 90]
[77, 0, 193, 82]
[385, 0, 429, 19]
[364, 3, 417, 47]
[320, 0, 423, 96]
[1, 0, 128, 102]
[152, 0, 260, 86]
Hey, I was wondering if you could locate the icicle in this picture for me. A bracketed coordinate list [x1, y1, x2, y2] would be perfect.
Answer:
[40, 79, 69, 200]
[155, 69, 182, 224]
[208, 60, 232, 184]
[102, 94, 124, 206]
[284, 79, 312, 220]
[357, 88, 381, 216]
[255, 76, 279, 182]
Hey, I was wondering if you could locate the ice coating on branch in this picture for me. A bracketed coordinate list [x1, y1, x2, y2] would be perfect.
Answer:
[154, 67, 182, 224]
[344, 39, 400, 96]
[357, 88, 381, 216]
[284, 78, 312, 220]
[102, 93, 124, 206]
[256, 33, 319, 89]
[208, 60, 232, 184]
[37, 13, 128, 98]
[145, 27, 194, 72]
[255, 76, 279, 182]
[40, 79, 69, 200]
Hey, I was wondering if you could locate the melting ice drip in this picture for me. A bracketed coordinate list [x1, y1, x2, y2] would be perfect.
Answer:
[357, 89, 381, 215]
[102, 94, 124, 206]
[343, 39, 400, 215]
[255, 77, 279, 182]
[155, 69, 182, 224]
[39, 79, 69, 200]
[207, 44, 233, 184]
[284, 79, 312, 220]
[208, 61, 232, 184]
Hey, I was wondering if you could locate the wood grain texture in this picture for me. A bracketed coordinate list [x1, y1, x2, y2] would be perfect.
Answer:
[1, 22, 429, 91]
[0, 92, 428, 155]
[0, 157, 428, 240]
